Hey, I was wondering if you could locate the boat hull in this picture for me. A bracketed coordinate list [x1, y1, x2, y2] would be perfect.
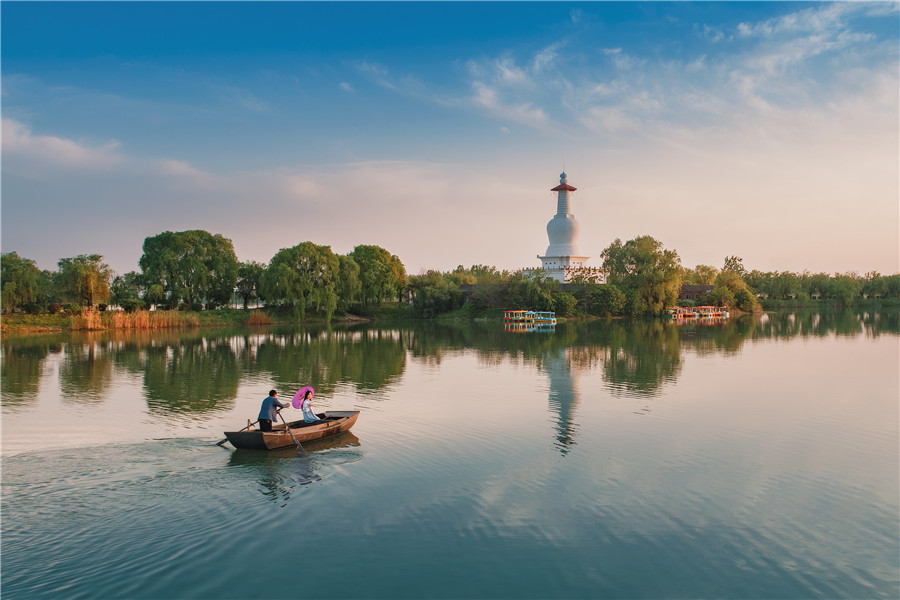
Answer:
[224, 411, 359, 450]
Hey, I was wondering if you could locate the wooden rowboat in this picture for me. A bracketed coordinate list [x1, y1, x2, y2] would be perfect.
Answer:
[223, 411, 360, 450]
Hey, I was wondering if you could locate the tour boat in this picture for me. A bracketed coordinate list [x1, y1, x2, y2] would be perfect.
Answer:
[532, 311, 557, 324]
[222, 411, 360, 450]
[694, 306, 729, 319]
[662, 307, 695, 320]
[503, 310, 535, 323]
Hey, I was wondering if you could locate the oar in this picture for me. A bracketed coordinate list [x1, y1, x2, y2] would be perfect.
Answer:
[216, 420, 258, 446]
[277, 410, 306, 453]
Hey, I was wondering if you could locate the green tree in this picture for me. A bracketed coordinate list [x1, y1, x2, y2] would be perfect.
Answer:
[110, 271, 145, 308]
[600, 236, 683, 316]
[139, 230, 239, 309]
[56, 254, 112, 309]
[586, 284, 627, 317]
[723, 255, 746, 277]
[349, 245, 406, 307]
[685, 264, 719, 285]
[236, 261, 266, 310]
[336, 255, 361, 311]
[1, 252, 48, 313]
[261, 242, 339, 321]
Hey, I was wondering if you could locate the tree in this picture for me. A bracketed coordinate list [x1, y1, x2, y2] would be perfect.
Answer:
[236, 261, 266, 310]
[723, 255, 746, 277]
[349, 245, 406, 307]
[110, 271, 145, 308]
[600, 236, 683, 316]
[714, 269, 760, 312]
[685, 264, 718, 285]
[586, 284, 626, 317]
[261, 242, 339, 321]
[139, 230, 239, 309]
[56, 254, 112, 309]
[1, 252, 48, 313]
[336, 255, 361, 311]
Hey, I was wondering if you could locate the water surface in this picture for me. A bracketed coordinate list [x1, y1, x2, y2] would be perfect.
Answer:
[2, 310, 898, 598]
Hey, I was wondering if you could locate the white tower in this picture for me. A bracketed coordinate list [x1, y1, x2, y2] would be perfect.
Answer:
[537, 172, 593, 283]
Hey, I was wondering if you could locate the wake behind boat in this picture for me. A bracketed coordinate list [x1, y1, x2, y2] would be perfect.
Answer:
[223, 411, 360, 450]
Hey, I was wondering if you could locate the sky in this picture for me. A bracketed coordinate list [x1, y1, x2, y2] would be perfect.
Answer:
[2, 1, 898, 277]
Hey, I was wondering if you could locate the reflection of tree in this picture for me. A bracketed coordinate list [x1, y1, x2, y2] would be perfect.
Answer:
[672, 315, 758, 356]
[752, 308, 899, 339]
[585, 320, 683, 397]
[143, 336, 241, 415]
[1, 337, 61, 406]
[253, 326, 406, 396]
[59, 333, 115, 404]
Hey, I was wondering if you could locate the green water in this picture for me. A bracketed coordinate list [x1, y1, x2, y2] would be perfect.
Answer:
[2, 309, 898, 598]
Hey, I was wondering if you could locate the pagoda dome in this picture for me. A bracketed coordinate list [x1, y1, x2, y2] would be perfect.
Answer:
[545, 215, 581, 257]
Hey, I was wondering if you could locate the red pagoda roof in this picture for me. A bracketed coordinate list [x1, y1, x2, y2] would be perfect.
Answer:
[551, 183, 577, 191]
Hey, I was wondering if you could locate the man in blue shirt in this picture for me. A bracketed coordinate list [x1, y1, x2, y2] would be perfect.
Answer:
[258, 390, 290, 432]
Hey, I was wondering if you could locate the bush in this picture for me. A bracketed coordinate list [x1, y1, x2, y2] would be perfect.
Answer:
[587, 285, 626, 317]
[63, 303, 82, 316]
[48, 303, 63, 314]
[734, 289, 757, 312]
[551, 291, 577, 317]
[119, 298, 145, 313]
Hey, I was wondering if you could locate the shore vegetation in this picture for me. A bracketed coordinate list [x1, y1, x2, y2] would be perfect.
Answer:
[3, 230, 898, 334]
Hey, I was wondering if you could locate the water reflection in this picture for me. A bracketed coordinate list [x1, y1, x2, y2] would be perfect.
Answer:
[543, 348, 592, 454]
[0, 337, 62, 408]
[2, 309, 897, 417]
[226, 432, 362, 504]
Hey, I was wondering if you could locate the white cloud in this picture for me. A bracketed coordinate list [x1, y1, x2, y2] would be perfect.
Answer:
[533, 43, 562, 73]
[471, 82, 550, 130]
[339, 81, 354, 93]
[1, 118, 122, 173]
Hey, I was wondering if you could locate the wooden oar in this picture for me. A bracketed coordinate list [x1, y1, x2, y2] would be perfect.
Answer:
[277, 410, 306, 453]
[216, 420, 258, 446]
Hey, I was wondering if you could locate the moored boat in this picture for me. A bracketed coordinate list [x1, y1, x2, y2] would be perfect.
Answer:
[503, 310, 534, 323]
[223, 411, 360, 450]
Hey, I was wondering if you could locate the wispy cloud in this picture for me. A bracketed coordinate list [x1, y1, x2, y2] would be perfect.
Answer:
[2, 118, 122, 174]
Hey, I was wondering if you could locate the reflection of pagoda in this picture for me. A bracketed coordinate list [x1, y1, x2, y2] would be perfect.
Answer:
[544, 348, 581, 455]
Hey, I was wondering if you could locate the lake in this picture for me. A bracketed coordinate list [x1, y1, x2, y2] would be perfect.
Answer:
[2, 309, 898, 599]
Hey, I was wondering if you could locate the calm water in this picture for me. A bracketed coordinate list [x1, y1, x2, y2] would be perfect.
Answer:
[2, 310, 898, 599]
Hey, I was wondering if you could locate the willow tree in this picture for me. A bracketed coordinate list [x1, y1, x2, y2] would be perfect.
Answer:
[56, 254, 112, 309]
[349, 244, 406, 307]
[1, 252, 49, 313]
[139, 230, 239, 309]
[261, 242, 339, 321]
[600, 236, 682, 316]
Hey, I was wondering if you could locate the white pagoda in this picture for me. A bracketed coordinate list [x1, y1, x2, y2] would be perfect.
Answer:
[535, 172, 601, 283]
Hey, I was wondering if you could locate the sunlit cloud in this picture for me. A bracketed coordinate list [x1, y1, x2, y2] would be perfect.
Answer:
[1, 118, 122, 174]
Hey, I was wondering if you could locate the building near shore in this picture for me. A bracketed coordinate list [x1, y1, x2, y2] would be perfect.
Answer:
[526, 172, 603, 283]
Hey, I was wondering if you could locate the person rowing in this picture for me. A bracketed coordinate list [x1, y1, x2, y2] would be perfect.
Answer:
[257, 389, 290, 432]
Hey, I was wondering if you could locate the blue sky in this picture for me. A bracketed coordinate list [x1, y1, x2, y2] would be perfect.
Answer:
[2, 1, 898, 277]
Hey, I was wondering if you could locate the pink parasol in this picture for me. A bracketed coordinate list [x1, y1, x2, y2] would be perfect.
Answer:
[292, 386, 315, 409]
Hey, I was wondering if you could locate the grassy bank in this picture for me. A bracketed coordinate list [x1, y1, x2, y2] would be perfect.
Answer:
[0, 307, 387, 335]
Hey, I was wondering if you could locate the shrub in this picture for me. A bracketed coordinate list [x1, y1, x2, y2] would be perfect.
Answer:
[48, 303, 63, 314]
[119, 299, 145, 313]
[247, 310, 273, 326]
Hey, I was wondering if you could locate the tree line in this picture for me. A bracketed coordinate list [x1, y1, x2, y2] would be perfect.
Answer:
[2, 230, 898, 319]
[0, 230, 406, 320]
